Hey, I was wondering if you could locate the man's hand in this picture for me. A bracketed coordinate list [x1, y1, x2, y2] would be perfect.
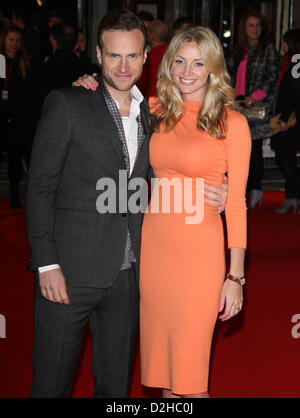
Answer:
[39, 268, 70, 305]
[204, 174, 228, 214]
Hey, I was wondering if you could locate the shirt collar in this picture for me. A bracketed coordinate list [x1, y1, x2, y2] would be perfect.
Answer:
[130, 84, 144, 104]
[112, 85, 144, 110]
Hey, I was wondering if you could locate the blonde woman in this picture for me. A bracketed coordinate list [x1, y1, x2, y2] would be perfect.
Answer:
[139, 26, 251, 398]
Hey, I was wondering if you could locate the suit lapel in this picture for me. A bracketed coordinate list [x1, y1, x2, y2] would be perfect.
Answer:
[93, 89, 151, 174]
[93, 88, 125, 164]
[140, 99, 151, 139]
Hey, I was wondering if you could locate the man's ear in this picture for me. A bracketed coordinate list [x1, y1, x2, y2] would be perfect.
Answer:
[143, 48, 148, 64]
[96, 45, 102, 65]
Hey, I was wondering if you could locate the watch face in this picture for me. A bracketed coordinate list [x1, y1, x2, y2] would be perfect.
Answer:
[240, 278, 246, 285]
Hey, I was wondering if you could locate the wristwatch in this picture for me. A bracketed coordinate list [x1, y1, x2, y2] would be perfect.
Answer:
[226, 273, 246, 286]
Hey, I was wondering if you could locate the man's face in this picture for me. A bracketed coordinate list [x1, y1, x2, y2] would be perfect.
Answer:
[97, 29, 147, 94]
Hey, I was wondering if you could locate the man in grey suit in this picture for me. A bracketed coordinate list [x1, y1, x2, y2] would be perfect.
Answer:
[26, 10, 227, 398]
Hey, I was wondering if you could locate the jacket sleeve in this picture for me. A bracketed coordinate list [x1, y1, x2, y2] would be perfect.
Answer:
[260, 44, 280, 98]
[26, 90, 71, 271]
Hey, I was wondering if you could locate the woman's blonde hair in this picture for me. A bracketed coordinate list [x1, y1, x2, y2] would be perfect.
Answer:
[155, 26, 236, 139]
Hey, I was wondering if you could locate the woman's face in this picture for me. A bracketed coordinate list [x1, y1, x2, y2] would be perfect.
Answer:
[282, 40, 288, 54]
[171, 41, 210, 103]
[4, 31, 22, 57]
[245, 16, 262, 44]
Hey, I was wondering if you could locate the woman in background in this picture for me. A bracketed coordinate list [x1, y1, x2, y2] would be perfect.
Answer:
[271, 29, 300, 214]
[227, 11, 279, 208]
[0, 24, 31, 209]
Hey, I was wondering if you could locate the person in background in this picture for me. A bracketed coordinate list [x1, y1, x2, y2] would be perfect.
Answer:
[48, 10, 63, 29]
[227, 11, 279, 208]
[271, 29, 300, 214]
[0, 24, 31, 209]
[74, 29, 100, 75]
[136, 10, 155, 29]
[11, 6, 43, 66]
[33, 23, 87, 117]
[0, 12, 7, 36]
[173, 16, 193, 36]
[42, 10, 64, 63]
[137, 19, 169, 98]
[277, 29, 300, 89]
[137, 10, 155, 54]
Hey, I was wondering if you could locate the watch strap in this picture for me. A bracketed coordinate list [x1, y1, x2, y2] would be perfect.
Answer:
[226, 273, 245, 286]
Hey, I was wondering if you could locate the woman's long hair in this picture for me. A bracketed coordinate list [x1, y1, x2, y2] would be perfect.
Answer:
[154, 26, 236, 139]
[0, 24, 30, 78]
[283, 28, 300, 55]
[233, 11, 270, 61]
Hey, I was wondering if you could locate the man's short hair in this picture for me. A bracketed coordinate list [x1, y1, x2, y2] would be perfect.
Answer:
[50, 23, 78, 51]
[97, 10, 147, 51]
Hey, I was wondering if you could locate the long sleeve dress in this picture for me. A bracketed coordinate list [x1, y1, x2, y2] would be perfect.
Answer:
[139, 100, 251, 394]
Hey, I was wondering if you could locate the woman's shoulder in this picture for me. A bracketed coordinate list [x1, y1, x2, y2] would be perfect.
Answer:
[226, 106, 247, 123]
[225, 107, 251, 144]
[226, 107, 249, 132]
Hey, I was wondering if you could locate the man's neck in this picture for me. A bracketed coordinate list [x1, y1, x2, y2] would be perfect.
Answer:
[104, 81, 133, 116]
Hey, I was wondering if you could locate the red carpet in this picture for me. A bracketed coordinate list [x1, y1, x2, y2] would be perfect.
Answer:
[0, 191, 300, 398]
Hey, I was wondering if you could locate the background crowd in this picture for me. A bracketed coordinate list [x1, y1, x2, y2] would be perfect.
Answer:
[0, 5, 299, 212]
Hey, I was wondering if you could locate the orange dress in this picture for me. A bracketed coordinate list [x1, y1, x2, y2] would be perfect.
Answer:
[139, 100, 251, 395]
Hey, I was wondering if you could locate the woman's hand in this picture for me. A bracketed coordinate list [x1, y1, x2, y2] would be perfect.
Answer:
[204, 175, 228, 215]
[218, 279, 243, 321]
[73, 73, 98, 90]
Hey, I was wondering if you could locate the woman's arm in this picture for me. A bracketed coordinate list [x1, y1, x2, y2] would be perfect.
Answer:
[257, 44, 280, 99]
[218, 111, 251, 321]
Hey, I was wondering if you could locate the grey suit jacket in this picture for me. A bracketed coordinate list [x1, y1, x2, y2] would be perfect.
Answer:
[26, 86, 152, 288]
